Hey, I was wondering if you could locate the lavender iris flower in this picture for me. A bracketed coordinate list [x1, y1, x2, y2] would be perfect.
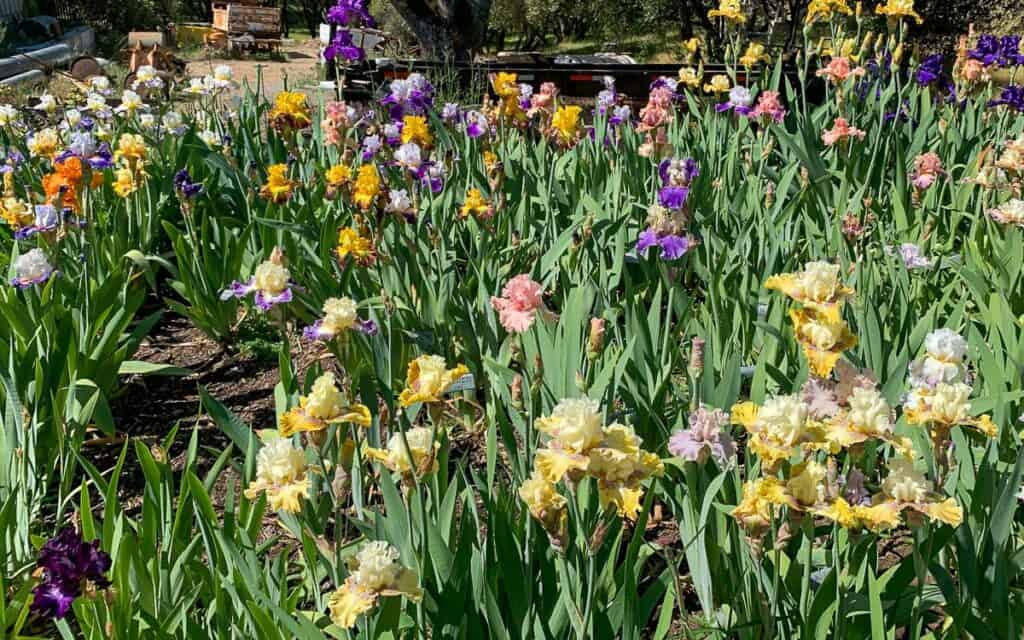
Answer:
[716, 85, 754, 115]
[361, 134, 382, 160]
[441, 102, 459, 121]
[891, 243, 934, 270]
[668, 405, 735, 466]
[14, 204, 60, 238]
[609, 105, 631, 126]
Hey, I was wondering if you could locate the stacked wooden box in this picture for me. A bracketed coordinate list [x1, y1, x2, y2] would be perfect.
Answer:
[211, 0, 280, 36]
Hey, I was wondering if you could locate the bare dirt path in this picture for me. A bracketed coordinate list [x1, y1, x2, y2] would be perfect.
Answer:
[185, 36, 323, 98]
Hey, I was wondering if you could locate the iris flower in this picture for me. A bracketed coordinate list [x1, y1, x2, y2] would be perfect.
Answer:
[303, 297, 377, 341]
[244, 438, 310, 512]
[220, 249, 295, 311]
[489, 274, 545, 333]
[279, 372, 372, 436]
[397, 355, 469, 407]
[327, 541, 422, 629]
[31, 528, 111, 620]
[11, 248, 56, 288]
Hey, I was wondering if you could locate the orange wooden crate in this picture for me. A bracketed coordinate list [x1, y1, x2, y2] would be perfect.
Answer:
[211, 3, 281, 35]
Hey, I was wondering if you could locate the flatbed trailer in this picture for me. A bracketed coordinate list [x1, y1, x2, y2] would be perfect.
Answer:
[334, 56, 815, 102]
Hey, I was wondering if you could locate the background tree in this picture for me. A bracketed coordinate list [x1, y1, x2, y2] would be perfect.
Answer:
[384, 0, 493, 60]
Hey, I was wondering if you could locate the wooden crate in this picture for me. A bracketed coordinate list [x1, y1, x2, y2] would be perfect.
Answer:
[211, 3, 281, 36]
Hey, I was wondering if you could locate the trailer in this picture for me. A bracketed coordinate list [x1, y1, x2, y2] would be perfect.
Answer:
[332, 55, 812, 102]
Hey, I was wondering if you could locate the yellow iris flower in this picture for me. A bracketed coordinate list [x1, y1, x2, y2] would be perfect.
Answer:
[708, 0, 746, 24]
[327, 541, 422, 629]
[336, 227, 375, 265]
[259, 164, 295, 204]
[789, 308, 858, 377]
[279, 373, 371, 437]
[806, 0, 853, 24]
[269, 91, 312, 129]
[739, 43, 771, 68]
[243, 439, 310, 513]
[459, 188, 492, 219]
[400, 115, 433, 147]
[765, 260, 854, 323]
[550, 105, 583, 145]
[325, 164, 351, 188]
[398, 355, 469, 407]
[352, 164, 381, 210]
[875, 0, 922, 23]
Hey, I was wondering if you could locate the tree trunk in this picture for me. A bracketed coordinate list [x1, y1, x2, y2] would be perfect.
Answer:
[386, 0, 493, 61]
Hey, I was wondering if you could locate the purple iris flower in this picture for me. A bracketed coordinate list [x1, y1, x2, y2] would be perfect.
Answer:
[30, 528, 111, 620]
[989, 85, 1024, 111]
[658, 186, 689, 209]
[417, 161, 445, 193]
[969, 34, 1000, 65]
[33, 581, 77, 619]
[325, 0, 374, 27]
[380, 73, 434, 120]
[915, 54, 944, 86]
[659, 157, 699, 187]
[969, 34, 1024, 68]
[1000, 36, 1024, 67]
[914, 54, 957, 100]
[174, 169, 203, 198]
[87, 143, 113, 170]
[324, 28, 364, 62]
[463, 110, 486, 138]
[649, 76, 678, 93]
[636, 229, 691, 260]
